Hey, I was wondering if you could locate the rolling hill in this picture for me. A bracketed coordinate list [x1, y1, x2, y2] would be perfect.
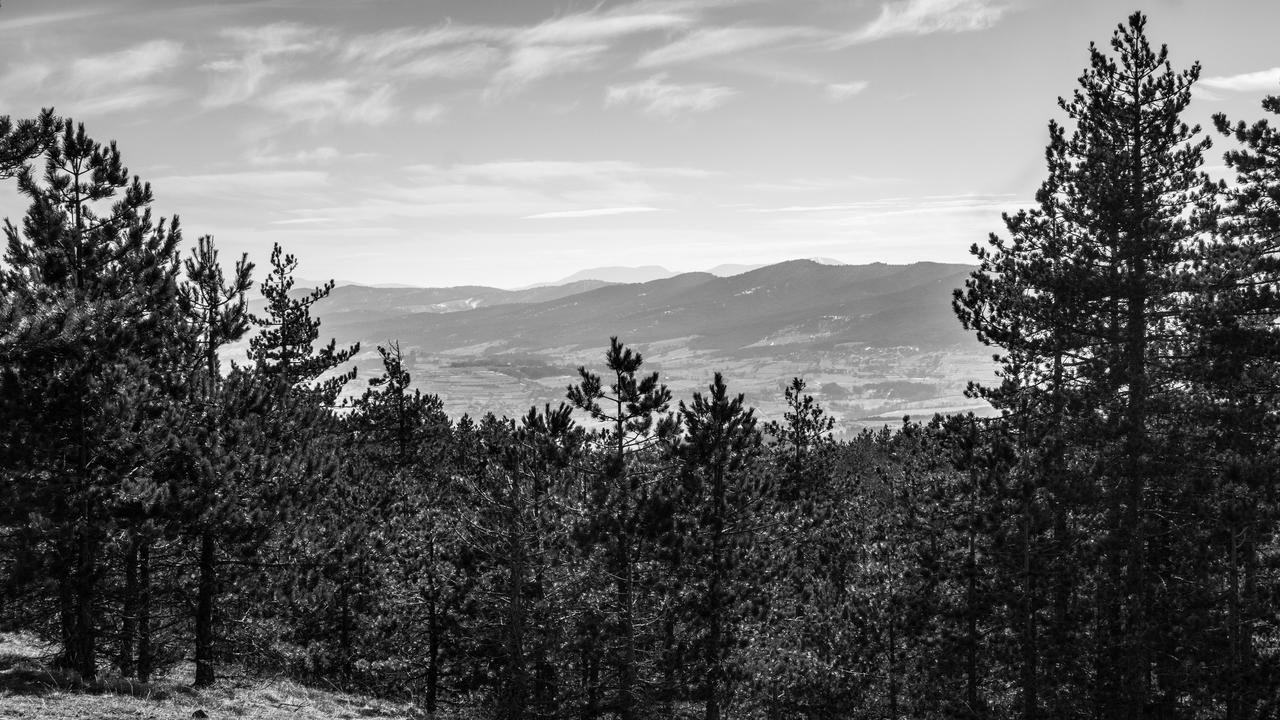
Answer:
[319, 260, 977, 354]
[268, 260, 997, 431]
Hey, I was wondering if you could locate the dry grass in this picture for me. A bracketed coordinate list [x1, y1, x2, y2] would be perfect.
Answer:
[0, 633, 428, 720]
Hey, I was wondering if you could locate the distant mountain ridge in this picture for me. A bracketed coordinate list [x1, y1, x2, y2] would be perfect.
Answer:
[546, 265, 676, 286]
[250, 278, 617, 317]
[312, 259, 977, 355]
[318, 258, 851, 293]
[538, 257, 846, 287]
[277, 258, 992, 429]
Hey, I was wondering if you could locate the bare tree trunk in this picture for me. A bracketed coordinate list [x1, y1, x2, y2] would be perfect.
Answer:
[965, 510, 979, 716]
[887, 614, 899, 720]
[583, 637, 601, 720]
[194, 531, 216, 687]
[120, 533, 139, 677]
[1227, 525, 1241, 720]
[502, 469, 528, 720]
[56, 563, 75, 671]
[72, 527, 98, 680]
[616, 535, 636, 720]
[138, 539, 153, 683]
[1021, 510, 1038, 720]
[339, 581, 353, 678]
[706, 464, 726, 720]
[426, 593, 439, 713]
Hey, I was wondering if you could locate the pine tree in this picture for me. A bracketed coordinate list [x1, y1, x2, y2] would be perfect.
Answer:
[764, 377, 835, 501]
[461, 401, 582, 720]
[249, 242, 357, 404]
[0, 118, 183, 679]
[1174, 88, 1280, 719]
[675, 372, 762, 720]
[954, 12, 1213, 718]
[566, 337, 678, 720]
[175, 236, 255, 687]
[318, 343, 451, 685]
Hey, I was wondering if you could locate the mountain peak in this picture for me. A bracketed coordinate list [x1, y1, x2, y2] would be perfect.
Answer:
[549, 265, 675, 286]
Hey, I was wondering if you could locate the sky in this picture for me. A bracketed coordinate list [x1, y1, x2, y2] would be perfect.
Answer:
[1, 0, 1279, 288]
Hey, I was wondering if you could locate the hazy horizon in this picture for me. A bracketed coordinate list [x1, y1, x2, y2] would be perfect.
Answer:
[2, 0, 1278, 287]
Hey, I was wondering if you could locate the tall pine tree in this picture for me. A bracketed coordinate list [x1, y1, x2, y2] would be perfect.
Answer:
[955, 12, 1214, 718]
[0, 118, 183, 679]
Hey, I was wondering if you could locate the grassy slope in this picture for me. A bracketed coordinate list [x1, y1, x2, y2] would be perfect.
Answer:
[0, 634, 432, 720]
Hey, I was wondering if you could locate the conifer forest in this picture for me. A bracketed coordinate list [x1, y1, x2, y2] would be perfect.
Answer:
[5, 11, 1280, 720]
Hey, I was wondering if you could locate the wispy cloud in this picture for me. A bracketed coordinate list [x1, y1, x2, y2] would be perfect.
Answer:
[394, 45, 503, 79]
[525, 206, 661, 219]
[412, 104, 448, 124]
[1200, 67, 1280, 93]
[271, 217, 335, 225]
[0, 62, 54, 94]
[202, 23, 331, 108]
[277, 159, 707, 224]
[339, 9, 693, 99]
[246, 145, 373, 167]
[606, 73, 737, 116]
[342, 24, 507, 64]
[72, 86, 184, 116]
[490, 44, 611, 94]
[153, 170, 330, 200]
[519, 11, 692, 45]
[0, 8, 108, 33]
[487, 8, 696, 95]
[0, 41, 185, 117]
[259, 80, 396, 126]
[423, 160, 713, 183]
[703, 53, 871, 102]
[69, 40, 184, 89]
[841, 0, 1010, 45]
[825, 81, 869, 101]
[628, 0, 771, 12]
[637, 26, 819, 68]
[751, 193, 1023, 217]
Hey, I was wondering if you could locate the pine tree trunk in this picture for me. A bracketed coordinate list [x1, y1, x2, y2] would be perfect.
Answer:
[887, 613, 899, 720]
[1021, 507, 1038, 720]
[965, 510, 979, 716]
[662, 615, 676, 717]
[582, 639, 599, 720]
[706, 463, 725, 720]
[426, 594, 439, 713]
[1226, 525, 1239, 720]
[1242, 530, 1258, 716]
[73, 527, 98, 680]
[706, 573, 722, 720]
[614, 405, 637, 720]
[616, 534, 636, 720]
[1122, 72, 1152, 718]
[138, 539, 153, 683]
[57, 562, 75, 671]
[531, 498, 555, 716]
[195, 303, 221, 690]
[339, 581, 353, 678]
[1123, 285, 1150, 720]
[194, 530, 216, 687]
[504, 470, 528, 720]
[1050, 502, 1071, 720]
[120, 533, 139, 677]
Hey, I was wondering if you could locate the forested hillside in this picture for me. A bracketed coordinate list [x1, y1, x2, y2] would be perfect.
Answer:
[3, 11, 1280, 720]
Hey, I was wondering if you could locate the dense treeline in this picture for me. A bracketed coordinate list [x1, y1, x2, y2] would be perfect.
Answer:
[3, 12, 1280, 719]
